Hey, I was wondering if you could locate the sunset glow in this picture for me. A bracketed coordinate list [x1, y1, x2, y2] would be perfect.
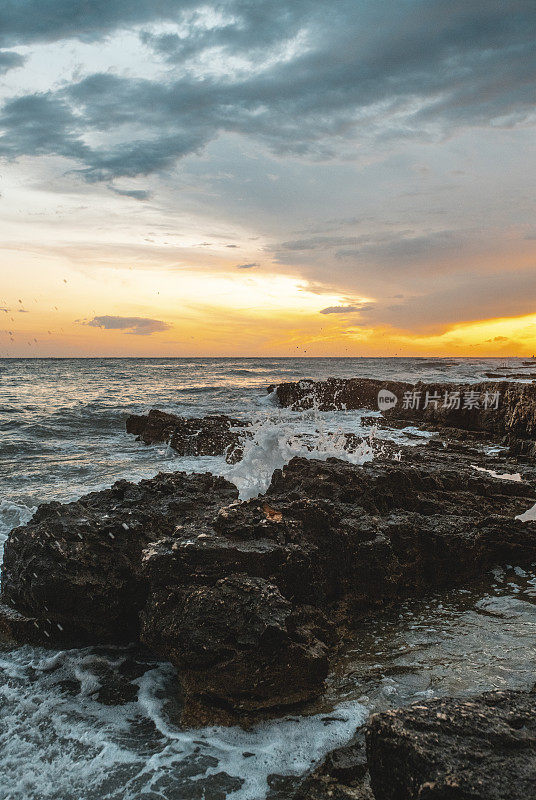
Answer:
[1, 1, 535, 357]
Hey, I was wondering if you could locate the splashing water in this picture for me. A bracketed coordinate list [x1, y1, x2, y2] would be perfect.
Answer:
[222, 401, 375, 500]
[0, 500, 35, 562]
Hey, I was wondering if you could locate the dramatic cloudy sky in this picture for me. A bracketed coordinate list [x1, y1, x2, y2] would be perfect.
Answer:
[1, 0, 535, 355]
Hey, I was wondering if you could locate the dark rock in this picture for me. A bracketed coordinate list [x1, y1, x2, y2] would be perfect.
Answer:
[268, 378, 410, 414]
[126, 408, 387, 464]
[291, 729, 373, 799]
[508, 436, 536, 459]
[484, 372, 536, 379]
[2, 455, 536, 718]
[0, 471, 238, 643]
[126, 409, 249, 463]
[366, 689, 536, 800]
[269, 378, 536, 440]
[141, 575, 333, 710]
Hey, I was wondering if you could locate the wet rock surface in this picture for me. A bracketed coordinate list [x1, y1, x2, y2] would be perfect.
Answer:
[366, 689, 536, 800]
[2, 438, 536, 718]
[290, 688, 536, 800]
[0, 471, 238, 644]
[127, 406, 390, 463]
[3, 383, 536, 796]
[126, 408, 248, 463]
[270, 377, 536, 440]
[291, 728, 373, 799]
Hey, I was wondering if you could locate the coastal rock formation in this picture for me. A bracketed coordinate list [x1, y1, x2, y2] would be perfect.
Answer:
[269, 378, 536, 440]
[366, 690, 536, 800]
[484, 372, 536, 379]
[291, 689, 536, 800]
[0, 472, 238, 644]
[269, 378, 409, 414]
[126, 408, 248, 463]
[126, 407, 390, 463]
[291, 728, 373, 799]
[141, 575, 333, 711]
[2, 453, 536, 716]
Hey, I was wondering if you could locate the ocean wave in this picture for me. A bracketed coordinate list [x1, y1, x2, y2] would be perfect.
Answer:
[222, 408, 375, 500]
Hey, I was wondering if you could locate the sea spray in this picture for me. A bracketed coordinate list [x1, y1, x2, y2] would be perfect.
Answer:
[0, 500, 35, 562]
[222, 400, 375, 499]
[0, 642, 366, 800]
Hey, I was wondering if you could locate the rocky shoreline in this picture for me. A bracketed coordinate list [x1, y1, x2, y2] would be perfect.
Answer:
[126, 408, 249, 462]
[291, 688, 536, 800]
[2, 377, 536, 798]
[269, 377, 536, 440]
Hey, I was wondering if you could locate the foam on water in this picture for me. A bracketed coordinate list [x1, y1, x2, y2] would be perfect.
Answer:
[222, 404, 375, 499]
[2, 358, 536, 799]
[0, 643, 365, 800]
[472, 465, 522, 482]
[516, 501, 536, 521]
[0, 500, 35, 561]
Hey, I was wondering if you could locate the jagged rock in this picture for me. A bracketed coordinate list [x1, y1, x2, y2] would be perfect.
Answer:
[291, 729, 373, 799]
[126, 408, 386, 463]
[2, 456, 536, 717]
[484, 372, 536, 379]
[269, 378, 536, 440]
[269, 378, 409, 414]
[0, 471, 238, 643]
[126, 409, 248, 463]
[508, 436, 536, 459]
[366, 689, 536, 800]
[141, 575, 333, 711]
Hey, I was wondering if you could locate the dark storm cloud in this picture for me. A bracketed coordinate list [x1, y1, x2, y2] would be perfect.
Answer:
[0, 93, 89, 161]
[0, 1, 189, 46]
[0, 50, 25, 73]
[1, 1, 535, 180]
[86, 315, 171, 335]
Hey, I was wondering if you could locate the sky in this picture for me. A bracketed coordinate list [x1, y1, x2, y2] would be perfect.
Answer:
[0, 0, 535, 357]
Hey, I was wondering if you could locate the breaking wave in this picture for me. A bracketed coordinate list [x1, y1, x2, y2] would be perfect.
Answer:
[222, 403, 375, 500]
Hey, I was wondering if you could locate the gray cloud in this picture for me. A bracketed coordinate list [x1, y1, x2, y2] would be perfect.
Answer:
[110, 187, 152, 200]
[0, 50, 25, 73]
[320, 305, 361, 314]
[0, 1, 190, 46]
[235, 262, 259, 269]
[335, 231, 468, 270]
[359, 269, 536, 334]
[86, 315, 171, 335]
[280, 236, 363, 251]
[1, 1, 535, 181]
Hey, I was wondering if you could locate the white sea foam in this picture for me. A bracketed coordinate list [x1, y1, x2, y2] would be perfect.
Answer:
[516, 502, 536, 521]
[0, 645, 366, 800]
[222, 406, 375, 499]
[472, 465, 522, 482]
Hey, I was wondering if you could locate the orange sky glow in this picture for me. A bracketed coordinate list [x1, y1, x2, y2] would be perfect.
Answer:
[1, 2, 535, 357]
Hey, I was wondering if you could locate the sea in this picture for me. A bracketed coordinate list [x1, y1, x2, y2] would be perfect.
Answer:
[1, 357, 535, 800]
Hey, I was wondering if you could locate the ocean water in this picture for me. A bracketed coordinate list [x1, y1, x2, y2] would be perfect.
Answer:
[0, 357, 535, 800]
